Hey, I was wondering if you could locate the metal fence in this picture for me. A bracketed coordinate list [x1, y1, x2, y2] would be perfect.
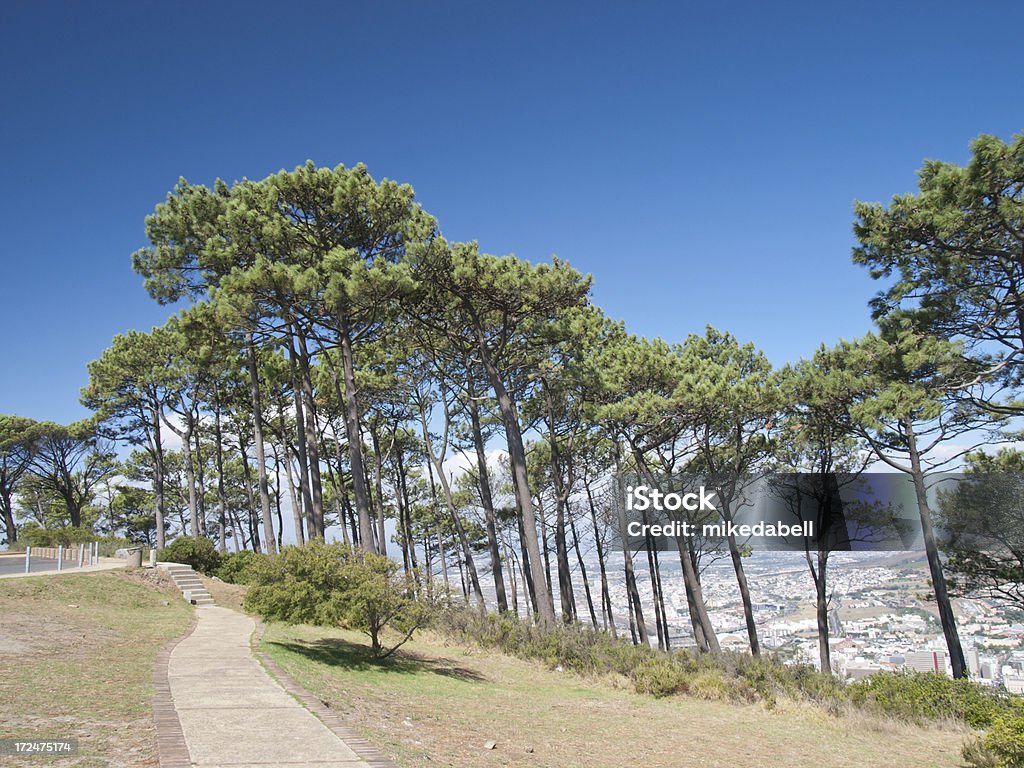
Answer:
[21, 542, 101, 573]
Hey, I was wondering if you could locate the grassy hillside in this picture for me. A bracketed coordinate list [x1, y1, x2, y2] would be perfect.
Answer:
[0, 570, 192, 768]
[261, 622, 969, 768]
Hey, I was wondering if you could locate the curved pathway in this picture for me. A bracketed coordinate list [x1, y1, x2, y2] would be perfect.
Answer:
[165, 606, 385, 768]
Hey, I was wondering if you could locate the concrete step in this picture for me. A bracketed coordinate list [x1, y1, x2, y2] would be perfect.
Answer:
[156, 562, 216, 607]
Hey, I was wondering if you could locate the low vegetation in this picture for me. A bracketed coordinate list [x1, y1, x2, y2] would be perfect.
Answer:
[243, 541, 429, 657]
[260, 621, 970, 768]
[159, 535, 222, 574]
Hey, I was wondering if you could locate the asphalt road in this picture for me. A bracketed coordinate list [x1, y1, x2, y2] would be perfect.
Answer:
[0, 556, 82, 576]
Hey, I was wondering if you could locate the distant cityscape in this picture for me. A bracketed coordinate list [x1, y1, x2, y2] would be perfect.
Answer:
[588, 551, 1023, 690]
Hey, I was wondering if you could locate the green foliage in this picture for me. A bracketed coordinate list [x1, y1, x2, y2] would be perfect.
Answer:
[244, 541, 427, 657]
[96, 535, 137, 557]
[963, 736, 1001, 768]
[434, 608, 842, 708]
[213, 550, 265, 584]
[633, 659, 689, 697]
[938, 450, 1024, 610]
[853, 131, 1024, 418]
[20, 525, 99, 547]
[983, 712, 1024, 767]
[848, 672, 1019, 728]
[161, 536, 222, 575]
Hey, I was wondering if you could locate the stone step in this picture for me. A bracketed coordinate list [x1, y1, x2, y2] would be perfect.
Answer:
[156, 562, 216, 607]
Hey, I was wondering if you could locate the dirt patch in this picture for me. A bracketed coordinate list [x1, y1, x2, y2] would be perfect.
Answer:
[0, 612, 114, 659]
[119, 566, 178, 595]
[199, 575, 248, 612]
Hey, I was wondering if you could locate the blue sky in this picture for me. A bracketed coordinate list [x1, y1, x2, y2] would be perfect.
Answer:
[1, 1, 1022, 424]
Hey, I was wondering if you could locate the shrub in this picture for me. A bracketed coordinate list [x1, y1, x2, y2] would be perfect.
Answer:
[160, 536, 222, 575]
[96, 535, 136, 557]
[20, 526, 98, 547]
[983, 711, 1024, 768]
[963, 736, 1001, 768]
[214, 550, 264, 584]
[432, 606, 832, 706]
[848, 672, 1012, 728]
[244, 541, 428, 657]
[634, 659, 688, 697]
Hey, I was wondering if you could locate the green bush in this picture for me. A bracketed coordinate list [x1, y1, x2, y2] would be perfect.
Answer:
[214, 550, 264, 584]
[634, 659, 689, 697]
[96, 535, 137, 557]
[432, 607, 838, 706]
[20, 526, 98, 547]
[244, 541, 428, 657]
[849, 672, 1014, 728]
[983, 711, 1024, 768]
[963, 736, 1001, 768]
[160, 536, 222, 575]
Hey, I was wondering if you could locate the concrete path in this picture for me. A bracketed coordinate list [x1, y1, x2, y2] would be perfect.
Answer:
[168, 606, 374, 768]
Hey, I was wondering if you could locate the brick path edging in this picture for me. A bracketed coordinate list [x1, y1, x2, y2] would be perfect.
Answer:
[251, 621, 400, 768]
[153, 614, 198, 768]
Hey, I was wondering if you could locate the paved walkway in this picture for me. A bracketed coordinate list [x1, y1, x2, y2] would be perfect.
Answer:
[167, 606, 375, 768]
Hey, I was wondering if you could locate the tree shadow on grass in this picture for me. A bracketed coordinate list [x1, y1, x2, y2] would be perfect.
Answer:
[268, 636, 488, 683]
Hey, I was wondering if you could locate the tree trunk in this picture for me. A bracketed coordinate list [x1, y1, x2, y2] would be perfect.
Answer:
[812, 548, 831, 674]
[466, 380, 508, 612]
[585, 481, 616, 637]
[279, 404, 306, 547]
[418, 402, 485, 609]
[615, 448, 648, 645]
[504, 542, 520, 615]
[150, 403, 166, 550]
[906, 420, 967, 678]
[287, 335, 315, 541]
[677, 536, 719, 652]
[396, 447, 419, 575]
[247, 333, 276, 554]
[295, 330, 325, 538]
[473, 329, 555, 628]
[213, 397, 228, 552]
[515, 511, 538, 614]
[716, 490, 760, 656]
[1, 488, 16, 544]
[338, 323, 376, 551]
[370, 427, 388, 557]
[642, 511, 667, 651]
[543, 384, 576, 623]
[238, 435, 261, 553]
[568, 511, 599, 629]
[176, 413, 200, 539]
[192, 427, 207, 537]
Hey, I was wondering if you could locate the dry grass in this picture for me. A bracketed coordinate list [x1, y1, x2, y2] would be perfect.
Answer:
[261, 622, 970, 768]
[0, 570, 192, 768]
[198, 574, 248, 613]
